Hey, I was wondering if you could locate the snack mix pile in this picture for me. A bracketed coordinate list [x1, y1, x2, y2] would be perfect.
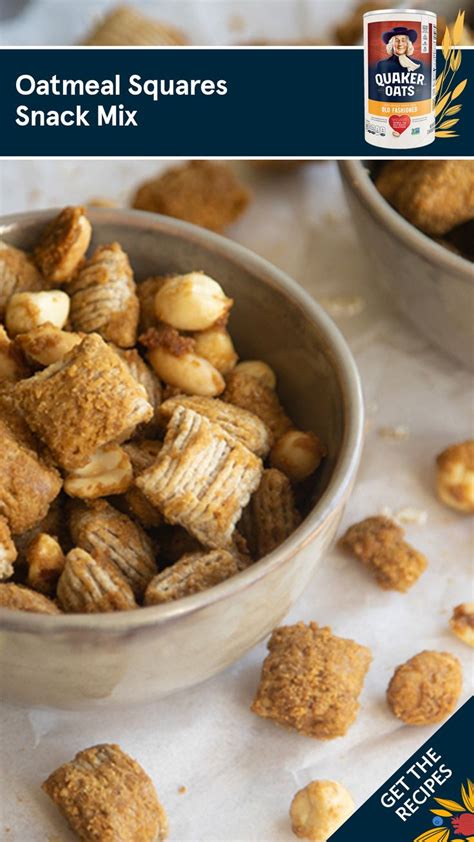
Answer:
[1, 203, 471, 842]
[0, 205, 325, 618]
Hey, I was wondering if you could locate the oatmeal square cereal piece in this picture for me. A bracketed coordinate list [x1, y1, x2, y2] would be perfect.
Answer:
[160, 395, 272, 457]
[133, 161, 250, 232]
[251, 622, 372, 739]
[375, 161, 474, 236]
[0, 241, 44, 318]
[224, 369, 292, 440]
[69, 243, 139, 347]
[450, 603, 474, 647]
[0, 415, 62, 535]
[137, 275, 169, 332]
[0, 582, 61, 614]
[42, 743, 168, 842]
[145, 549, 239, 605]
[82, 4, 187, 45]
[0, 515, 17, 580]
[114, 346, 162, 436]
[341, 515, 427, 592]
[69, 500, 156, 599]
[137, 405, 263, 548]
[239, 468, 301, 559]
[0, 324, 30, 382]
[57, 548, 137, 613]
[34, 206, 92, 284]
[13, 334, 153, 470]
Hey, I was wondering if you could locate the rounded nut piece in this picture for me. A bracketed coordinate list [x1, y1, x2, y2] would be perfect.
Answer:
[5, 290, 70, 336]
[34, 206, 92, 284]
[26, 533, 65, 596]
[290, 780, 354, 842]
[64, 444, 133, 499]
[436, 440, 474, 513]
[234, 360, 276, 390]
[270, 430, 326, 483]
[154, 272, 232, 331]
[450, 603, 474, 647]
[148, 346, 225, 397]
[387, 650, 463, 725]
[193, 327, 238, 375]
[15, 323, 83, 367]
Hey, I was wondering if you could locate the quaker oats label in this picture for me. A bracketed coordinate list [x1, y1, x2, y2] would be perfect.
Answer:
[364, 9, 436, 148]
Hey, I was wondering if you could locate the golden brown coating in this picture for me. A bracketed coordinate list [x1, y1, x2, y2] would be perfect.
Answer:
[159, 394, 272, 457]
[334, 2, 382, 45]
[120, 441, 163, 528]
[82, 4, 187, 46]
[69, 243, 139, 348]
[387, 650, 462, 725]
[290, 780, 355, 842]
[450, 603, 474, 647]
[33, 206, 92, 284]
[251, 622, 372, 739]
[0, 415, 62, 535]
[436, 440, 474, 513]
[0, 324, 30, 382]
[114, 346, 162, 435]
[341, 515, 427, 592]
[64, 443, 133, 500]
[137, 276, 169, 332]
[375, 161, 474, 236]
[224, 369, 293, 440]
[145, 549, 239, 605]
[0, 515, 17, 580]
[57, 548, 137, 613]
[13, 334, 153, 470]
[69, 500, 156, 599]
[0, 582, 61, 614]
[0, 241, 44, 319]
[133, 161, 250, 233]
[26, 533, 65, 595]
[42, 743, 168, 842]
[270, 430, 326, 483]
[137, 405, 263, 548]
[15, 322, 83, 367]
[239, 468, 301, 559]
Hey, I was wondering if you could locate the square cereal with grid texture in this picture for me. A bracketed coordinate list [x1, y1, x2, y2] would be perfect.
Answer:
[137, 405, 263, 548]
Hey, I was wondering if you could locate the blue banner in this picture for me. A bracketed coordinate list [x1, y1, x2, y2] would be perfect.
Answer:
[0, 47, 472, 157]
[331, 698, 474, 842]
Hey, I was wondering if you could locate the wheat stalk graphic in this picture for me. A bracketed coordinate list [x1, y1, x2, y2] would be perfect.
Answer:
[435, 10, 469, 137]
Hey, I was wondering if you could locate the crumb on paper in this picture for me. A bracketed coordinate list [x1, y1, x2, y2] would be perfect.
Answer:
[320, 295, 365, 318]
[378, 425, 410, 440]
[178, 785, 187, 795]
[380, 506, 428, 526]
[228, 13, 245, 32]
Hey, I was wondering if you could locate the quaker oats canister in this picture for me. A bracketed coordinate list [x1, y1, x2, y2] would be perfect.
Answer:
[364, 9, 436, 148]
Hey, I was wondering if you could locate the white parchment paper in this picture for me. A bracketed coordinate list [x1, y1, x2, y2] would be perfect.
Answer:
[0, 157, 472, 842]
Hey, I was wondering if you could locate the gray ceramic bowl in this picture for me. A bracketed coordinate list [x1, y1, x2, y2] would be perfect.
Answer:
[0, 208, 363, 710]
[339, 161, 474, 370]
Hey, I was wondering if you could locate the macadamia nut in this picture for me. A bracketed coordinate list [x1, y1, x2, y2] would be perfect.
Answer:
[147, 345, 225, 396]
[290, 780, 354, 841]
[270, 430, 326, 482]
[234, 360, 276, 390]
[193, 326, 238, 374]
[5, 290, 70, 336]
[26, 533, 65, 595]
[450, 603, 474, 647]
[154, 272, 233, 331]
[436, 440, 474, 513]
[64, 443, 133, 499]
[15, 323, 83, 367]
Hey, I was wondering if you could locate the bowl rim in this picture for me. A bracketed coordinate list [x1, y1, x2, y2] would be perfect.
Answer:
[0, 207, 364, 635]
[339, 161, 474, 281]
